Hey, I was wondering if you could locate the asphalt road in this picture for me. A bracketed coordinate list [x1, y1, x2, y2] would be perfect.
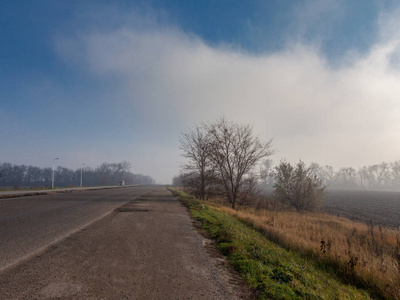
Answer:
[0, 185, 157, 271]
[0, 186, 249, 299]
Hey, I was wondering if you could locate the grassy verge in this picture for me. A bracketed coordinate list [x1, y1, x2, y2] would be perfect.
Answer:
[0, 186, 78, 192]
[217, 206, 400, 300]
[170, 188, 373, 300]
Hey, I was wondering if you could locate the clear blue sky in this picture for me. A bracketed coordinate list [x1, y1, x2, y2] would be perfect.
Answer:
[1, 0, 400, 183]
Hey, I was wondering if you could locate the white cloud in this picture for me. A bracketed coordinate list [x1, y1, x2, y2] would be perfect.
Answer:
[56, 8, 400, 182]
[288, 0, 346, 43]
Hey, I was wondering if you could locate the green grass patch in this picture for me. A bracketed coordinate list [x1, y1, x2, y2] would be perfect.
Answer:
[170, 188, 373, 300]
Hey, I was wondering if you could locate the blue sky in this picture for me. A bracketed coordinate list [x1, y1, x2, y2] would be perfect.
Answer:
[1, 1, 400, 183]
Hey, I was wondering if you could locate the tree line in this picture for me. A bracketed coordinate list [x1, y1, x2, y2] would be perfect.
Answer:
[312, 162, 400, 190]
[0, 161, 155, 188]
[258, 161, 400, 191]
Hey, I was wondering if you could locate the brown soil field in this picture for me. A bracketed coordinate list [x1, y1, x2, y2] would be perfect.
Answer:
[323, 189, 400, 228]
[262, 187, 400, 228]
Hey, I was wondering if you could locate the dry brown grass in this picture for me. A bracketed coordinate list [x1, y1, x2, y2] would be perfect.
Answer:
[209, 201, 400, 299]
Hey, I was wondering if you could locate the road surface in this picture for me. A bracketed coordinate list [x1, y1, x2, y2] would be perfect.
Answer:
[0, 186, 249, 299]
[0, 185, 157, 271]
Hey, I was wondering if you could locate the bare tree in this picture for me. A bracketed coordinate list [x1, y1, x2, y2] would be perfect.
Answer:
[207, 118, 273, 209]
[179, 125, 215, 201]
[390, 161, 400, 188]
[273, 160, 326, 212]
[260, 159, 274, 186]
[336, 167, 358, 188]
[376, 162, 390, 188]
[172, 174, 184, 187]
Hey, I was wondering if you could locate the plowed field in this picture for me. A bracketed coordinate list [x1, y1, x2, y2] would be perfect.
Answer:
[324, 189, 400, 228]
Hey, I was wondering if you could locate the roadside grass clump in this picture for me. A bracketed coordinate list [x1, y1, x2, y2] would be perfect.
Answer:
[170, 188, 372, 299]
[214, 206, 400, 300]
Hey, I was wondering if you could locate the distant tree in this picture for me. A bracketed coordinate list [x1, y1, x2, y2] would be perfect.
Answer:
[376, 162, 390, 188]
[336, 167, 358, 188]
[390, 161, 400, 188]
[115, 161, 131, 179]
[179, 125, 215, 201]
[25, 166, 42, 186]
[172, 174, 183, 186]
[273, 160, 326, 212]
[96, 163, 113, 185]
[0, 163, 13, 186]
[207, 118, 273, 209]
[357, 166, 368, 188]
[54, 166, 75, 187]
[42, 167, 52, 186]
[310, 162, 326, 184]
[260, 159, 274, 186]
[12, 164, 26, 187]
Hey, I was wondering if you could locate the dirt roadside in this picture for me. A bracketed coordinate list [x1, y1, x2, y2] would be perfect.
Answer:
[0, 187, 251, 299]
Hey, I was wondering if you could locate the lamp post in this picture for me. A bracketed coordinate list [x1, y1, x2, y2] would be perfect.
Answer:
[52, 157, 59, 189]
[80, 163, 85, 187]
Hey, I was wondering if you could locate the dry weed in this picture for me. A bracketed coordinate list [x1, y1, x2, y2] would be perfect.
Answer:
[213, 204, 400, 299]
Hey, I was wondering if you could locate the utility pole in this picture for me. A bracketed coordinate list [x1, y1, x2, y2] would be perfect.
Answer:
[52, 157, 59, 189]
[80, 163, 85, 187]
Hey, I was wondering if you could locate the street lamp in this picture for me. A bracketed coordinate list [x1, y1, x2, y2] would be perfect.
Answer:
[80, 163, 85, 187]
[52, 157, 59, 189]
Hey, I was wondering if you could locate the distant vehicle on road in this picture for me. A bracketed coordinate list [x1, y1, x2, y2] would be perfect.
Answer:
[119, 180, 125, 186]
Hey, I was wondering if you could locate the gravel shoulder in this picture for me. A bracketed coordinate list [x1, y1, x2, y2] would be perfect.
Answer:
[0, 187, 250, 299]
